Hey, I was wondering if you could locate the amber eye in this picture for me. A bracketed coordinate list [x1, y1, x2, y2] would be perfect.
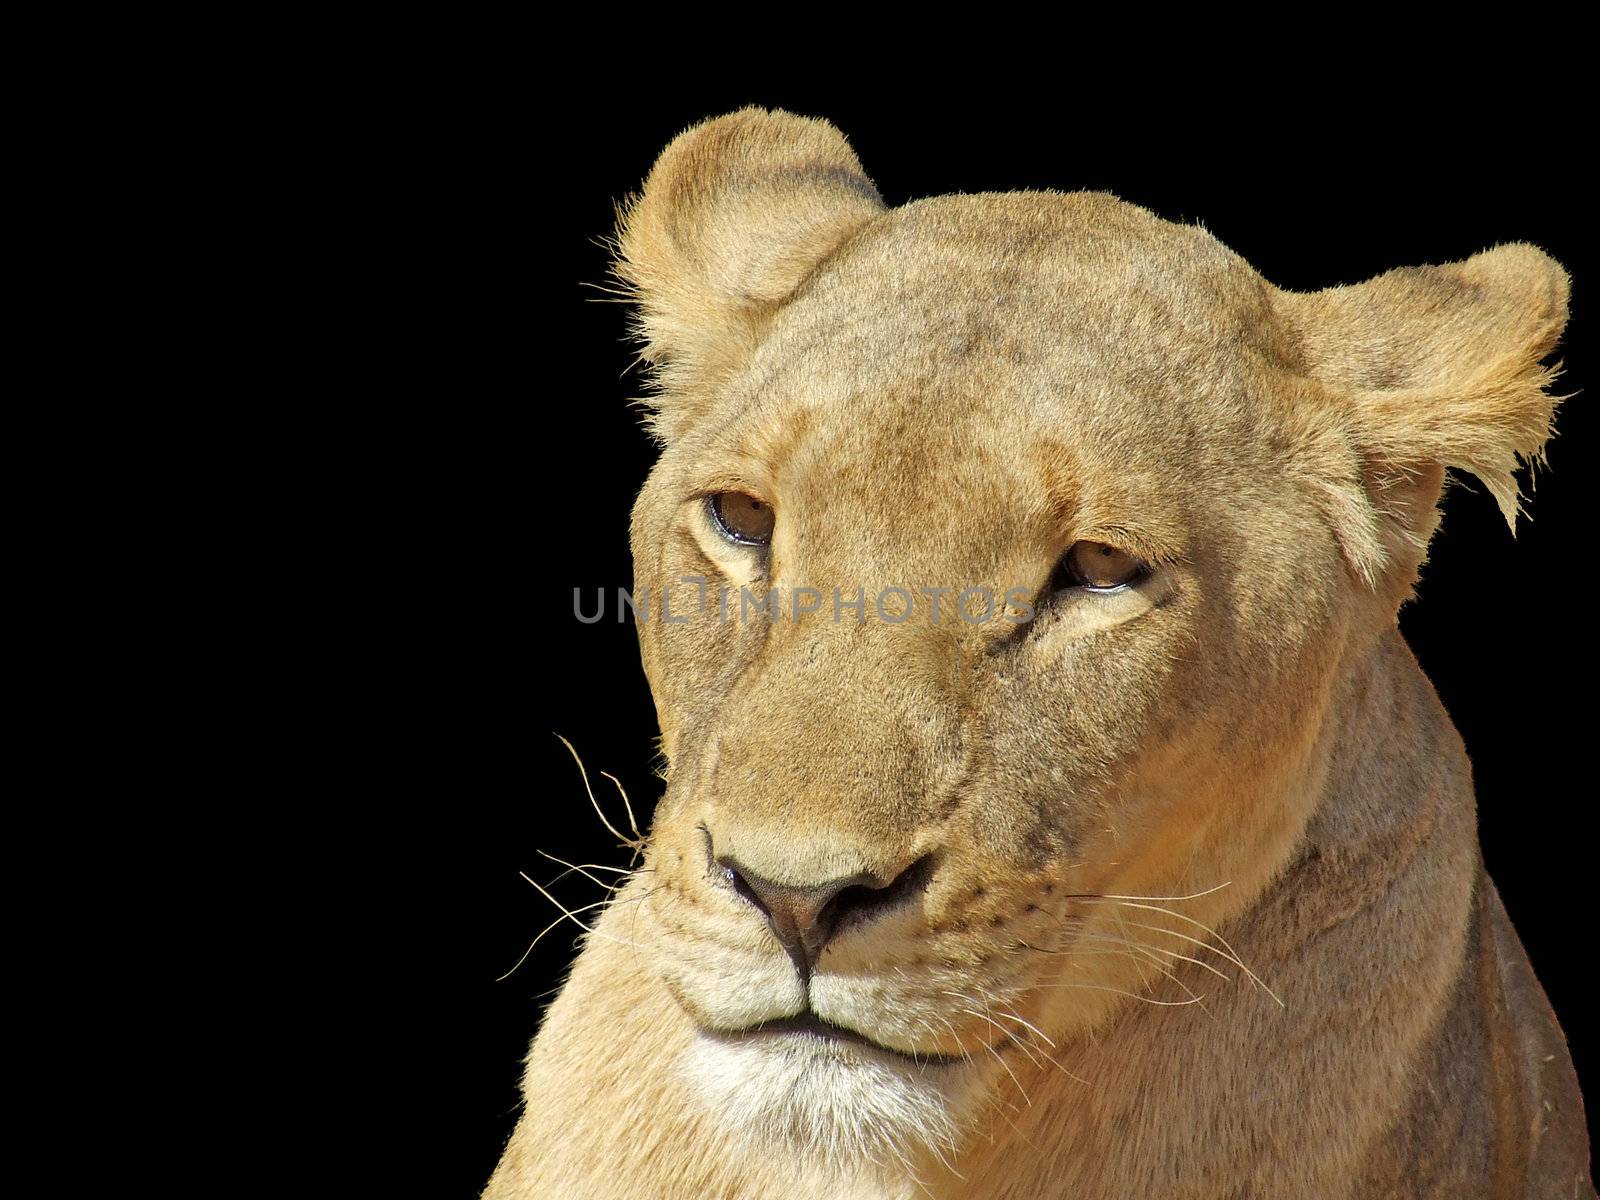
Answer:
[707, 492, 775, 547]
[1055, 541, 1147, 591]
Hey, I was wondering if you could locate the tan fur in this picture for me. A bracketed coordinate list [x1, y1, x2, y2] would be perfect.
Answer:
[487, 108, 1591, 1199]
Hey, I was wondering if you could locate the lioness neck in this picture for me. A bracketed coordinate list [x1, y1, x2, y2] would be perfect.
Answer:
[931, 629, 1486, 1198]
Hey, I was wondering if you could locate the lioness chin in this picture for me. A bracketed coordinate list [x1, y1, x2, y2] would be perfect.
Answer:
[487, 109, 1591, 1199]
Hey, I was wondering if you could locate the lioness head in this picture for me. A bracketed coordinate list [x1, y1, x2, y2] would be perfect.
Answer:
[608, 108, 1569, 1167]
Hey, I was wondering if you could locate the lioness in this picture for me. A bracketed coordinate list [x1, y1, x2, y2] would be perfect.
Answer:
[487, 108, 1591, 1199]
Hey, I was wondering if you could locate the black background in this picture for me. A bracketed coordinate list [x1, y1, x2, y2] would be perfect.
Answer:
[410, 91, 1593, 1195]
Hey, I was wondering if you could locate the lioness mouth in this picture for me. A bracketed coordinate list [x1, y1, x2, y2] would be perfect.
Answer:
[730, 1011, 972, 1067]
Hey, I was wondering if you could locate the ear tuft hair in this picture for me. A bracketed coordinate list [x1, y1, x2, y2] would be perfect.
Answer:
[609, 107, 885, 442]
[1281, 243, 1572, 599]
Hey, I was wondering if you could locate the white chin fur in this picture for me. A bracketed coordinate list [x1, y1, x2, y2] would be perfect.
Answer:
[679, 1029, 966, 1187]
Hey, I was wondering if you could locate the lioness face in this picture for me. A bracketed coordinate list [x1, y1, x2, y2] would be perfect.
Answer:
[608, 111, 1567, 1165]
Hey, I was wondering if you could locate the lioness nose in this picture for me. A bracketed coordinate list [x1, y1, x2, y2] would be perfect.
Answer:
[717, 853, 931, 975]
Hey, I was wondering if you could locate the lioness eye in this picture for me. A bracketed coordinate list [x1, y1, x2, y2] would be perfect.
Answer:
[708, 493, 775, 546]
[1055, 541, 1146, 591]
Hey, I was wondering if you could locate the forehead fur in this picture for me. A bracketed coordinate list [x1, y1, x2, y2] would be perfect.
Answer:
[809, 189, 1283, 344]
[726, 190, 1291, 441]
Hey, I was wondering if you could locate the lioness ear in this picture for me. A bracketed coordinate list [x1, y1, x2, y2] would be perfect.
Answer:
[1281, 244, 1571, 596]
[611, 107, 885, 442]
